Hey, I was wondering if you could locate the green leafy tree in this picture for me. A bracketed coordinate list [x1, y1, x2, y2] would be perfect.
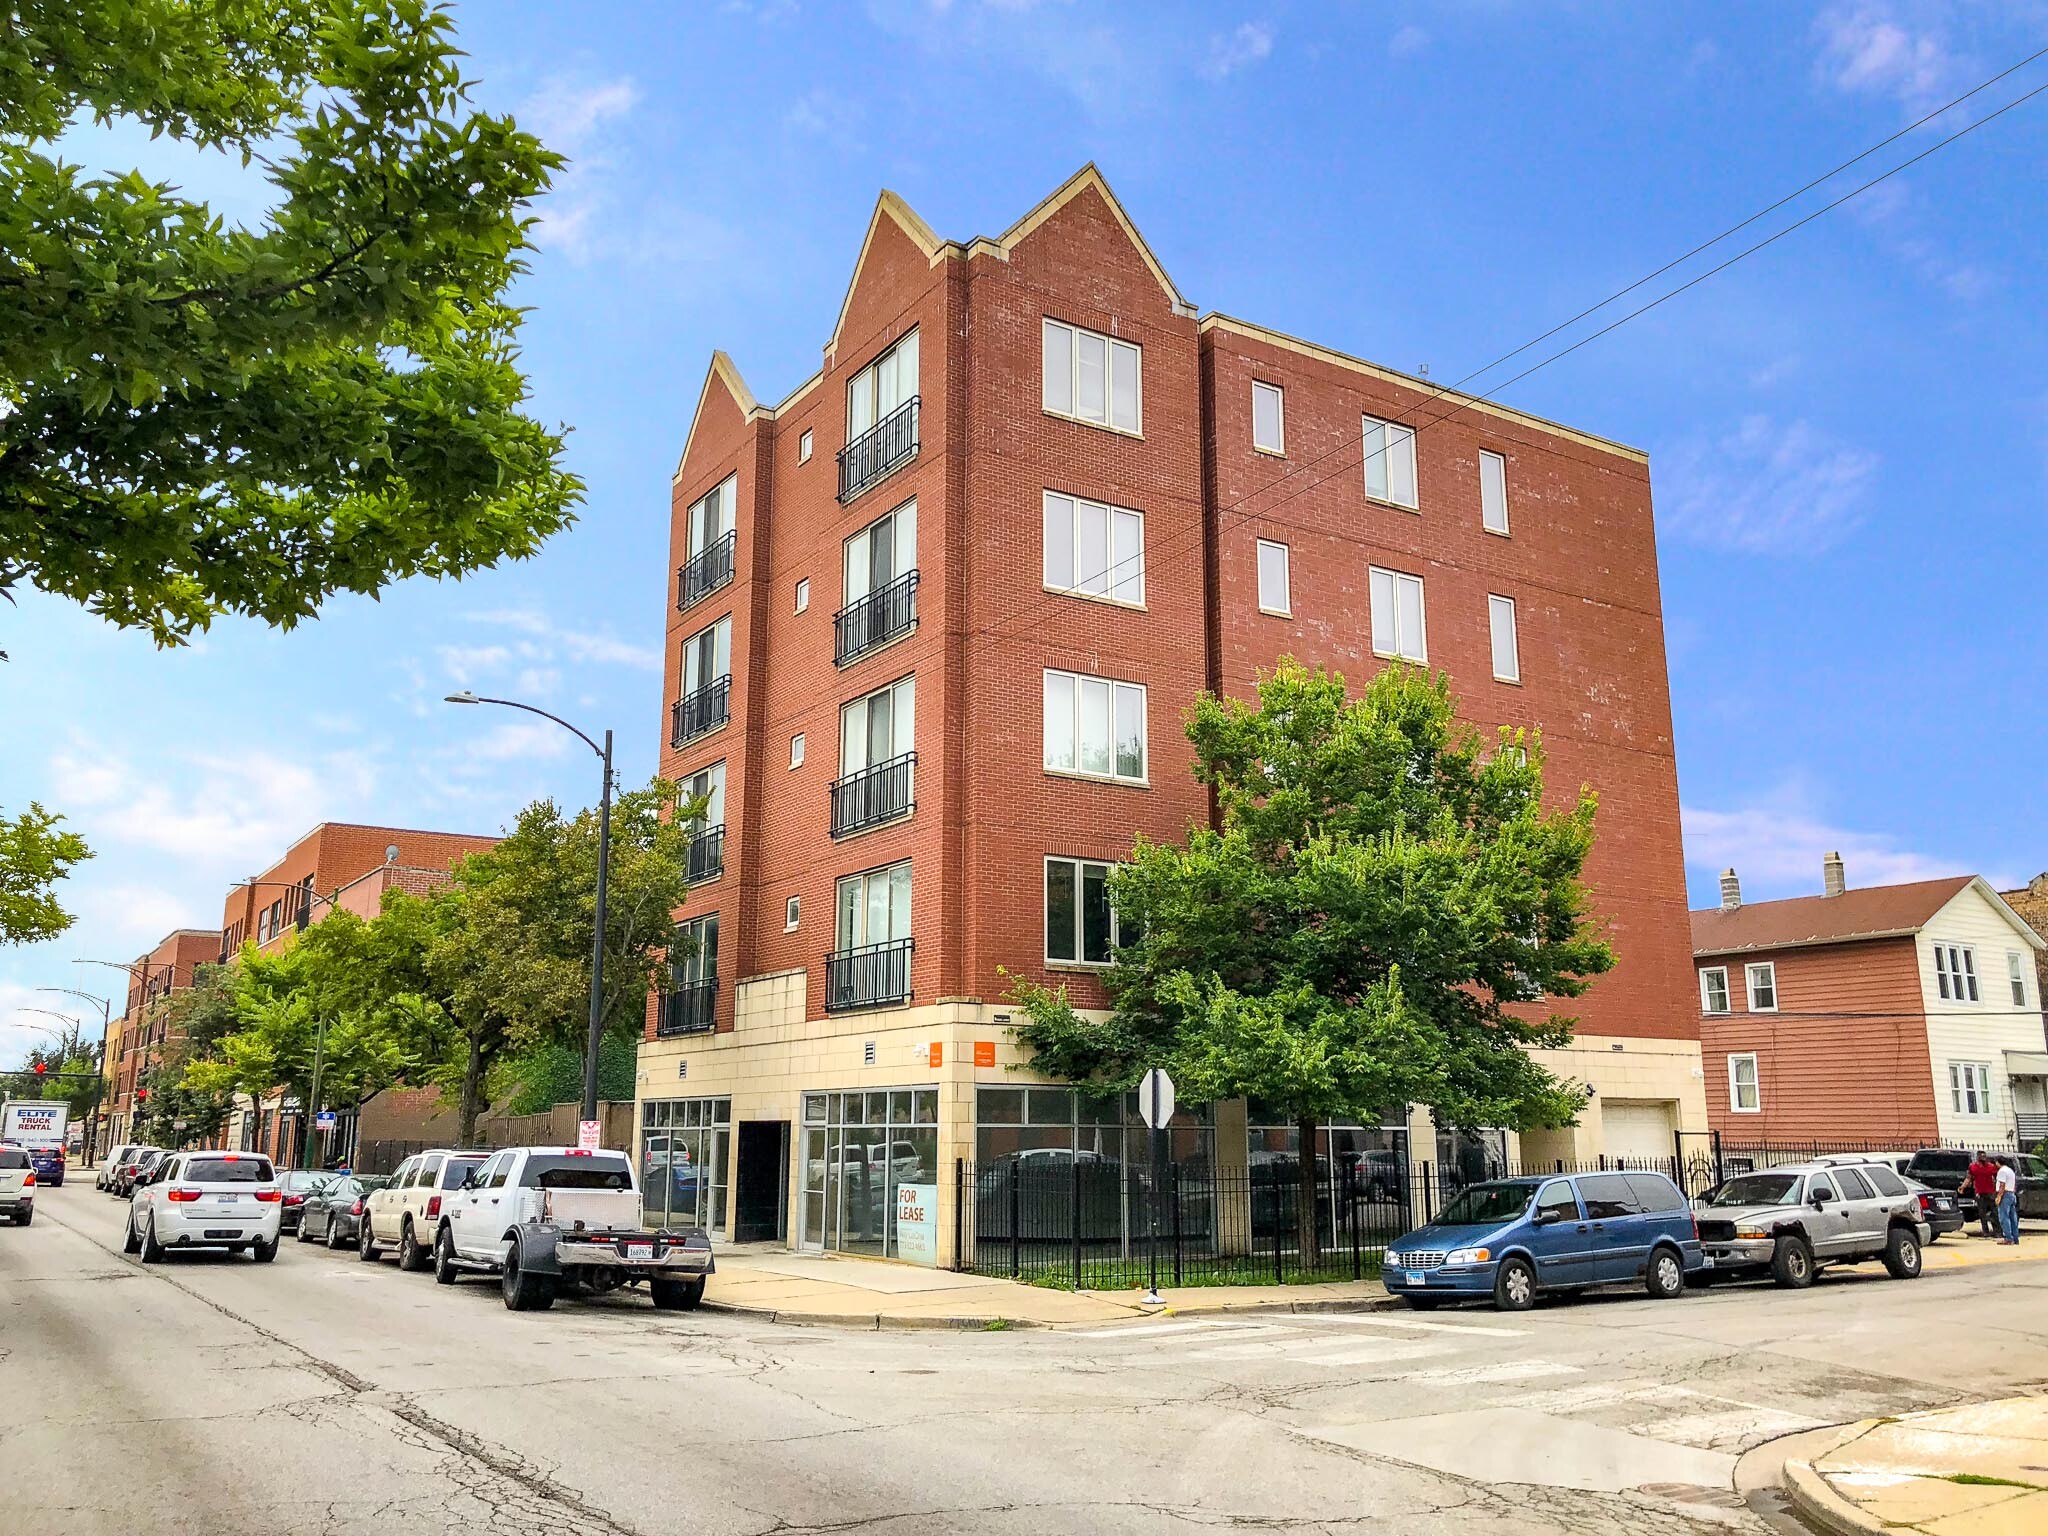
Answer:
[1008, 661, 1616, 1263]
[0, 0, 583, 646]
[495, 1036, 637, 1117]
[0, 802, 91, 943]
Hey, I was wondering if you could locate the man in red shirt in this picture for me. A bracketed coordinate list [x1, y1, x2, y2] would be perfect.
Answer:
[1966, 1152, 2001, 1238]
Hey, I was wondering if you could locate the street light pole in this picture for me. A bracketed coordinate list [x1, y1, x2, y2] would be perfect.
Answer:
[445, 692, 615, 1135]
[36, 987, 111, 1163]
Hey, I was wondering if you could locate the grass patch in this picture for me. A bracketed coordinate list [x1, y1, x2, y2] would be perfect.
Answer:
[1938, 1474, 2044, 1491]
[979, 1318, 1013, 1332]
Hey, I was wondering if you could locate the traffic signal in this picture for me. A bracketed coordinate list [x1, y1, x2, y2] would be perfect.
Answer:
[135, 1087, 149, 1104]
[34, 1061, 46, 1076]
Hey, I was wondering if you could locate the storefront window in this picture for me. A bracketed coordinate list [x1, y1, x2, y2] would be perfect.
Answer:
[1245, 1108, 1411, 1233]
[640, 1097, 732, 1234]
[799, 1087, 939, 1261]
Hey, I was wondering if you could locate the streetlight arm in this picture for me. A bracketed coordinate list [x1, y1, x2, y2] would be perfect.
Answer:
[447, 692, 605, 761]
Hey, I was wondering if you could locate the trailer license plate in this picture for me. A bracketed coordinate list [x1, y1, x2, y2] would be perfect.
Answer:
[626, 1242, 654, 1261]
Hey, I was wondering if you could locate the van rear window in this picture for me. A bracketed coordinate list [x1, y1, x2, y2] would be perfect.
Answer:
[0, 1148, 28, 1170]
[187, 1158, 275, 1183]
[520, 1155, 633, 1190]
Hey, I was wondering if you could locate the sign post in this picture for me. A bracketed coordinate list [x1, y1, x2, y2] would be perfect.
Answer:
[1137, 1068, 1176, 1307]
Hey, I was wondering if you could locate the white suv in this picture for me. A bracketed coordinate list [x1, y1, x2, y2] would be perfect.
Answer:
[359, 1148, 490, 1270]
[1, 1145, 35, 1226]
[123, 1151, 282, 1262]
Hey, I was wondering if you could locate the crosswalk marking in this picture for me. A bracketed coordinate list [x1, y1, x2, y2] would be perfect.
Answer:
[1193, 1337, 1445, 1364]
[1072, 1319, 1275, 1339]
[1292, 1313, 1529, 1337]
[1401, 1359, 1583, 1386]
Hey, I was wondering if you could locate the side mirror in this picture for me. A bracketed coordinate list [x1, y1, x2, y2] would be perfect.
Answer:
[1812, 1189, 1831, 1207]
[1531, 1208, 1560, 1227]
[459, 1171, 478, 1190]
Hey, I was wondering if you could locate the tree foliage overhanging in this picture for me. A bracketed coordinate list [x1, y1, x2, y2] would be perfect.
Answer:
[0, 0, 583, 645]
[0, 801, 91, 944]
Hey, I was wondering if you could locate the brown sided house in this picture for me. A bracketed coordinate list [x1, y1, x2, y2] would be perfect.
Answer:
[1695, 856, 2048, 1148]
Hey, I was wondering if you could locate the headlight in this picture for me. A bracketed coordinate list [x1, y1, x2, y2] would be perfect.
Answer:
[1444, 1246, 1492, 1266]
[1735, 1226, 1770, 1240]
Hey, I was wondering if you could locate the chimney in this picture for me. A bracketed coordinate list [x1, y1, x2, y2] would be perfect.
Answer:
[1719, 868, 1742, 911]
[1823, 851, 1846, 898]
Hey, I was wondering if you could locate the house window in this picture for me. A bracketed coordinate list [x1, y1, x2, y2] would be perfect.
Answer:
[684, 473, 735, 564]
[1045, 857, 1125, 965]
[1252, 381, 1284, 454]
[1042, 317, 1141, 433]
[1043, 670, 1147, 783]
[798, 429, 813, 464]
[680, 761, 724, 830]
[1368, 567, 1427, 663]
[795, 578, 810, 613]
[844, 499, 916, 610]
[1480, 449, 1509, 534]
[1935, 942, 1979, 1002]
[1043, 491, 1143, 605]
[682, 615, 731, 695]
[835, 860, 912, 950]
[1950, 1061, 1994, 1116]
[674, 914, 717, 988]
[1728, 1053, 1760, 1113]
[790, 733, 805, 769]
[846, 329, 918, 443]
[1256, 539, 1290, 616]
[785, 896, 801, 931]
[1488, 594, 1520, 683]
[1699, 967, 1730, 1014]
[840, 674, 915, 776]
[2009, 951, 2030, 1007]
[1362, 414, 1418, 508]
[1745, 961, 1778, 1012]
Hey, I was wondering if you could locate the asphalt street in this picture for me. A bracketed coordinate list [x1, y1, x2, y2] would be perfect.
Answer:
[6, 1182, 2048, 1535]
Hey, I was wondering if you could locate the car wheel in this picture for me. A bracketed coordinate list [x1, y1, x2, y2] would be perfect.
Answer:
[295, 1216, 314, 1243]
[1645, 1246, 1686, 1300]
[1399, 1296, 1443, 1312]
[1882, 1225, 1923, 1280]
[138, 1214, 165, 1265]
[1492, 1256, 1537, 1311]
[1770, 1234, 1814, 1289]
[502, 1243, 557, 1312]
[433, 1226, 459, 1285]
[399, 1220, 426, 1273]
[122, 1213, 142, 1255]
[359, 1218, 381, 1263]
[649, 1277, 705, 1311]
[251, 1235, 277, 1264]
[327, 1218, 349, 1251]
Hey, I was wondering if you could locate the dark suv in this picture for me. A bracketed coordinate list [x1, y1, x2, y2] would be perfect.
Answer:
[1901, 1148, 2048, 1223]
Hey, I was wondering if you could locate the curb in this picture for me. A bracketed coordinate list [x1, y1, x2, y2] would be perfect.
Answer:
[1781, 1455, 1885, 1536]
[698, 1300, 1046, 1331]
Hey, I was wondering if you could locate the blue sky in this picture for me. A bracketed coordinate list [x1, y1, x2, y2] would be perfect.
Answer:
[5, 0, 2047, 1065]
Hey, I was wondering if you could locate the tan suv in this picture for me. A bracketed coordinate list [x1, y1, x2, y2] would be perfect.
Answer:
[359, 1149, 489, 1271]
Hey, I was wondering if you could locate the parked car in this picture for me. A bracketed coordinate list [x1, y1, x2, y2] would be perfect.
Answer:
[97, 1145, 140, 1193]
[297, 1175, 390, 1249]
[1692, 1158, 1928, 1287]
[123, 1151, 282, 1262]
[25, 1144, 66, 1187]
[359, 1148, 491, 1270]
[1891, 1148, 2048, 1223]
[1384, 1170, 1705, 1311]
[115, 1148, 165, 1198]
[431, 1146, 714, 1311]
[0, 1145, 36, 1226]
[275, 1170, 336, 1233]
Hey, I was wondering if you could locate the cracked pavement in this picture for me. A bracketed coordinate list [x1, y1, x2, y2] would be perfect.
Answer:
[7, 1185, 2048, 1535]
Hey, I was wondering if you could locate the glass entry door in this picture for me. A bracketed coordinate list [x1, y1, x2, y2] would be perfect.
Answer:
[799, 1088, 938, 1259]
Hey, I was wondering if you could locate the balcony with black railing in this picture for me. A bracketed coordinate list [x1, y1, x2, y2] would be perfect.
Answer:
[676, 529, 736, 611]
[837, 396, 919, 504]
[670, 676, 731, 747]
[824, 937, 913, 1013]
[686, 824, 725, 883]
[657, 978, 718, 1037]
[834, 568, 919, 665]
[829, 752, 914, 839]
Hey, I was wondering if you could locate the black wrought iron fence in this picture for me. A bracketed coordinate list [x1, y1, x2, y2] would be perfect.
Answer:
[834, 569, 919, 663]
[830, 752, 915, 837]
[676, 530, 736, 610]
[837, 396, 919, 503]
[671, 676, 731, 747]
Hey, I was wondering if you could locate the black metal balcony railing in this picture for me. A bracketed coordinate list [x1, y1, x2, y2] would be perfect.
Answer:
[670, 676, 731, 747]
[685, 824, 725, 883]
[676, 530, 736, 611]
[837, 396, 920, 504]
[834, 568, 919, 665]
[829, 752, 915, 839]
[824, 937, 913, 1013]
[657, 978, 718, 1037]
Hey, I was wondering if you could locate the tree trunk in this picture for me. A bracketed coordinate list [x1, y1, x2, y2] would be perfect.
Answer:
[457, 1034, 487, 1148]
[1296, 1114, 1322, 1270]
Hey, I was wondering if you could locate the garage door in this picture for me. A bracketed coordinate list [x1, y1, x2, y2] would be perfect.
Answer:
[1601, 1100, 1676, 1166]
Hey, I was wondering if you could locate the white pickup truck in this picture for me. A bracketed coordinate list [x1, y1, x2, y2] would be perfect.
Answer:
[430, 1145, 714, 1312]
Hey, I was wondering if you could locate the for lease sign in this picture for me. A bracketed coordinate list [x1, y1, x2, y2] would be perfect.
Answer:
[2, 1102, 67, 1149]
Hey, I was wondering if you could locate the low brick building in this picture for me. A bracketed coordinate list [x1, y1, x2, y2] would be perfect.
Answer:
[103, 928, 223, 1151]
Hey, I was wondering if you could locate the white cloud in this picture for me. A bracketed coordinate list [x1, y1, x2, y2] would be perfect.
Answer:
[1201, 21, 1275, 80]
[517, 75, 649, 263]
[459, 607, 661, 673]
[436, 644, 514, 685]
[1682, 785, 2004, 901]
[1813, 3, 1958, 111]
[786, 87, 867, 150]
[520, 77, 641, 152]
[463, 720, 576, 764]
[1659, 415, 1878, 555]
[1389, 25, 1430, 58]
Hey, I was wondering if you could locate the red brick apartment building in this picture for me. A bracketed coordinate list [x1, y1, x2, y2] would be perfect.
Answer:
[644, 166, 1704, 1261]
[101, 928, 224, 1152]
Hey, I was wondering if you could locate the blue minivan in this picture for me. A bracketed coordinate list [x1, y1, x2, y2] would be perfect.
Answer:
[1384, 1170, 1705, 1311]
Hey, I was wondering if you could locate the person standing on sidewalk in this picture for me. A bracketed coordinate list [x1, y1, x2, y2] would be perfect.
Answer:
[1996, 1156, 2021, 1244]
[1966, 1152, 2000, 1237]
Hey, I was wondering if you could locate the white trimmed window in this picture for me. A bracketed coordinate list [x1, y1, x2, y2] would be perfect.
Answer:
[790, 733, 805, 769]
[785, 896, 801, 931]
[681, 614, 731, 695]
[1480, 449, 1509, 534]
[1728, 1053, 1760, 1113]
[795, 577, 809, 613]
[1745, 961, 1778, 1012]
[846, 329, 917, 443]
[1042, 317, 1141, 433]
[1700, 967, 1730, 1014]
[841, 674, 915, 775]
[2009, 951, 2030, 1007]
[1369, 567, 1427, 662]
[1488, 594, 1520, 683]
[1362, 415, 1418, 508]
[1252, 381, 1284, 454]
[1043, 670, 1147, 783]
[1950, 1061, 1993, 1116]
[798, 429, 813, 464]
[835, 860, 911, 950]
[844, 499, 915, 608]
[1043, 491, 1143, 605]
[1045, 857, 1127, 966]
[684, 473, 736, 563]
[1934, 942, 1979, 1002]
[1256, 539, 1290, 616]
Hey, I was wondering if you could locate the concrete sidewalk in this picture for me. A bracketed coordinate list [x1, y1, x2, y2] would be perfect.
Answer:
[1783, 1396, 2048, 1535]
